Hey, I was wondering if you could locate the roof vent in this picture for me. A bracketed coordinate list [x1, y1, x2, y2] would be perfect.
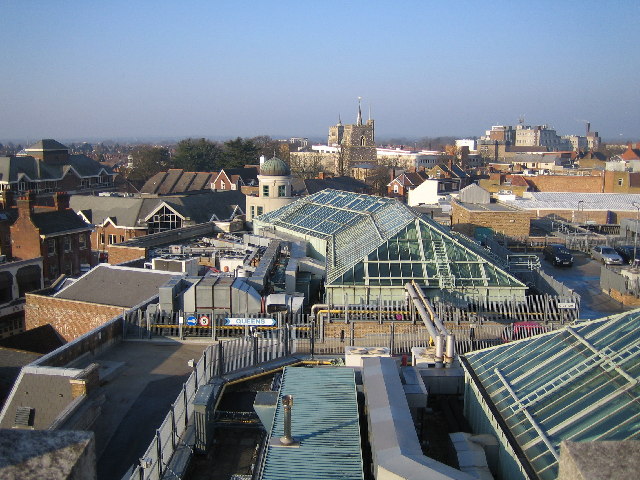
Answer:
[14, 406, 34, 427]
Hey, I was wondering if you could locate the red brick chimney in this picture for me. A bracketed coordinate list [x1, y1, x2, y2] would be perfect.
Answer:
[54, 191, 70, 211]
[317, 172, 325, 180]
[17, 191, 36, 218]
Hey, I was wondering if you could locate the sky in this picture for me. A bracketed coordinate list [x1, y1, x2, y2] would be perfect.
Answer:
[1, 0, 639, 143]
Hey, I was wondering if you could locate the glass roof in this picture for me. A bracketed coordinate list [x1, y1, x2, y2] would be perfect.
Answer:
[257, 189, 523, 289]
[463, 310, 640, 480]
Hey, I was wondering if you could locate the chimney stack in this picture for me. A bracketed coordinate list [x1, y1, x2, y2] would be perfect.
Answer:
[54, 191, 70, 211]
[17, 191, 36, 218]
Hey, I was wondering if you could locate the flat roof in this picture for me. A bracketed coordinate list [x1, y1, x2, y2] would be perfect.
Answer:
[503, 192, 640, 212]
[462, 309, 640, 480]
[53, 264, 179, 308]
[260, 366, 364, 480]
[457, 201, 524, 213]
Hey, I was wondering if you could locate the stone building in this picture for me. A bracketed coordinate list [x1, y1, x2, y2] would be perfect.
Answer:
[245, 156, 294, 222]
[328, 100, 377, 174]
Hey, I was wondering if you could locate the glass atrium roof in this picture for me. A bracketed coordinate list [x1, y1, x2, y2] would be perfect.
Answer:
[462, 310, 640, 480]
[257, 189, 523, 289]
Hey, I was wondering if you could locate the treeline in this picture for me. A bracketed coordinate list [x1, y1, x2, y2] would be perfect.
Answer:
[126, 136, 288, 181]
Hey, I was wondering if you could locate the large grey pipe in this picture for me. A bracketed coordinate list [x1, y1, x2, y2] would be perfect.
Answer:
[405, 283, 439, 340]
[412, 281, 448, 335]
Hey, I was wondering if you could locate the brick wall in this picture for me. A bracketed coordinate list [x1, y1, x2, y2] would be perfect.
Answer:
[25, 293, 124, 342]
[93, 224, 145, 255]
[451, 202, 532, 238]
[524, 174, 604, 193]
[107, 245, 147, 265]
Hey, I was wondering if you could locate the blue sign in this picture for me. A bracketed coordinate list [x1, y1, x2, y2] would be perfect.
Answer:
[224, 317, 276, 327]
[186, 315, 198, 326]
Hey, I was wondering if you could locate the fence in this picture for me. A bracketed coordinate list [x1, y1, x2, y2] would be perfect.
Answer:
[125, 328, 294, 480]
[600, 265, 640, 299]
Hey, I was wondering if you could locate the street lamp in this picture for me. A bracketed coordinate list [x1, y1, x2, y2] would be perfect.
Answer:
[632, 202, 640, 268]
[577, 200, 584, 224]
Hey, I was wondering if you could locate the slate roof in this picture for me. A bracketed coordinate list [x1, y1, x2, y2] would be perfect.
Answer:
[0, 325, 65, 355]
[140, 168, 258, 194]
[70, 190, 246, 228]
[292, 176, 370, 196]
[23, 139, 69, 151]
[0, 154, 113, 183]
[0, 347, 41, 408]
[31, 209, 92, 236]
[53, 264, 179, 308]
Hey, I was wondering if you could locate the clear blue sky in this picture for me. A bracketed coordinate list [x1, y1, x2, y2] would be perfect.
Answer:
[1, 0, 638, 142]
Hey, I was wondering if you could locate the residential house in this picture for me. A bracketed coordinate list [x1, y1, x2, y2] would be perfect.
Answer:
[10, 192, 93, 285]
[387, 171, 429, 199]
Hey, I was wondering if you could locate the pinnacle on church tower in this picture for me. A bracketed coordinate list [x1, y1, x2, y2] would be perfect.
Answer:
[356, 97, 363, 126]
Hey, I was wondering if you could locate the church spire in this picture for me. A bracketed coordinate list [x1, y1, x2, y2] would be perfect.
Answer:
[356, 97, 363, 126]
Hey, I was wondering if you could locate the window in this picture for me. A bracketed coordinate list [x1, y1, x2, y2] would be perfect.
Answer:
[220, 182, 226, 190]
[618, 178, 624, 186]
[99, 233, 105, 245]
[262, 185, 269, 197]
[148, 206, 182, 233]
[79, 234, 87, 250]
[360, 136, 366, 146]
[257, 206, 264, 216]
[393, 184, 399, 194]
[108, 234, 117, 244]
[64, 261, 73, 275]
[250, 206, 255, 217]
[120, 235, 125, 243]
[278, 185, 286, 197]
[63, 236, 71, 253]
[48, 239, 56, 256]
[49, 264, 58, 279]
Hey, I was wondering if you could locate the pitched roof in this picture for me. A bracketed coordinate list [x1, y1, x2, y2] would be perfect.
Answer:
[31, 209, 92, 235]
[295, 176, 370, 195]
[53, 264, 179, 308]
[621, 146, 640, 161]
[24, 139, 69, 151]
[0, 154, 113, 183]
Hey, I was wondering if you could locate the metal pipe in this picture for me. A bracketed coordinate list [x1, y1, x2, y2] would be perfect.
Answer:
[445, 333, 455, 365]
[434, 334, 444, 367]
[280, 395, 298, 445]
[412, 281, 448, 335]
[405, 283, 439, 341]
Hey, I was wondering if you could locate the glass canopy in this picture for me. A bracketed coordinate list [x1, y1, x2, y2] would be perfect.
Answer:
[257, 189, 523, 290]
[463, 310, 640, 480]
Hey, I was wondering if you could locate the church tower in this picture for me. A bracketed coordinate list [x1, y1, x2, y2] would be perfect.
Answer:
[328, 99, 376, 175]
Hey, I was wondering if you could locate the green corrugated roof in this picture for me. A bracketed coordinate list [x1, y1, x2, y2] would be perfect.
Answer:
[462, 309, 640, 480]
[260, 367, 364, 480]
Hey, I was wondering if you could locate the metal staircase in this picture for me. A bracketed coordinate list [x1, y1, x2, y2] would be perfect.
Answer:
[432, 239, 455, 289]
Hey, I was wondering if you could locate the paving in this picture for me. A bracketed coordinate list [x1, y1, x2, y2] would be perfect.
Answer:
[74, 339, 211, 480]
[537, 251, 632, 319]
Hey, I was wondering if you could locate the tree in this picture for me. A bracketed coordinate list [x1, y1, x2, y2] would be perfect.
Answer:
[289, 152, 325, 178]
[173, 138, 223, 171]
[222, 137, 260, 168]
[126, 145, 171, 182]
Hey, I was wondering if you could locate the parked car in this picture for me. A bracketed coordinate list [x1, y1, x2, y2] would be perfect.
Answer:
[502, 321, 549, 342]
[614, 245, 640, 265]
[542, 244, 574, 267]
[590, 245, 624, 265]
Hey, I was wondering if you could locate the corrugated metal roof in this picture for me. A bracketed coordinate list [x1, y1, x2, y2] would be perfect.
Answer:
[502, 192, 640, 212]
[462, 309, 640, 480]
[260, 367, 364, 480]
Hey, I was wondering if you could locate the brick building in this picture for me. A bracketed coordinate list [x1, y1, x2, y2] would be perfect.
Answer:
[10, 192, 92, 285]
[25, 264, 179, 341]
[451, 199, 533, 239]
[141, 167, 258, 195]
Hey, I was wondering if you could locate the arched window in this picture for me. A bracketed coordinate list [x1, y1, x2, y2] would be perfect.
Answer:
[360, 136, 366, 146]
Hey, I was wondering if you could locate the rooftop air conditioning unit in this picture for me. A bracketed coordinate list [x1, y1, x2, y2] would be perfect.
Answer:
[344, 346, 391, 367]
